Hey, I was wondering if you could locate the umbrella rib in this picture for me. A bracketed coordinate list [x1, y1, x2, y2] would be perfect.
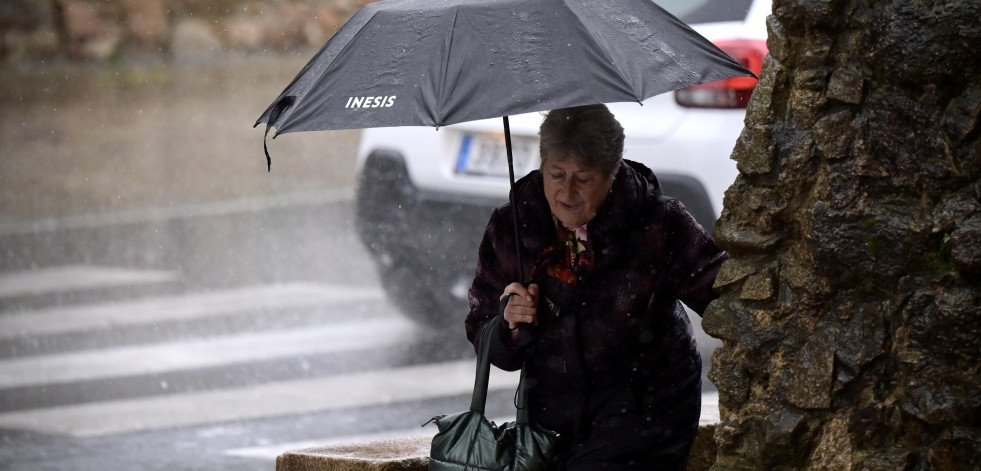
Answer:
[560, 1, 642, 103]
[435, 5, 462, 127]
[262, 4, 383, 135]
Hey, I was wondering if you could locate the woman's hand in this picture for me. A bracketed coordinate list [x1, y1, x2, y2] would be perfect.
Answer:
[500, 282, 539, 330]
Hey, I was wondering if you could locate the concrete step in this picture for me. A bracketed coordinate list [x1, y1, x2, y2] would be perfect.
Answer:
[275, 425, 719, 471]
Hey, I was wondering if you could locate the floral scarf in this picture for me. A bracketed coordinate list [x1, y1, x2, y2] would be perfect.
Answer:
[532, 215, 594, 286]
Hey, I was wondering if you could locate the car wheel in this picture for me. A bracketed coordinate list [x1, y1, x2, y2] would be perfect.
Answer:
[376, 253, 470, 330]
[658, 174, 718, 234]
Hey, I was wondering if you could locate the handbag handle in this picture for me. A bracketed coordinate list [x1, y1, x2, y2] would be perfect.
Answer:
[470, 315, 532, 425]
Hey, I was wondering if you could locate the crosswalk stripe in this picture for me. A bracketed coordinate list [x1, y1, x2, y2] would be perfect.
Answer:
[0, 265, 179, 298]
[0, 359, 520, 438]
[0, 282, 384, 339]
[0, 317, 420, 389]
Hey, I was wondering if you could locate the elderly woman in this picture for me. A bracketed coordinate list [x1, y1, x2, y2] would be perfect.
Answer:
[465, 104, 726, 470]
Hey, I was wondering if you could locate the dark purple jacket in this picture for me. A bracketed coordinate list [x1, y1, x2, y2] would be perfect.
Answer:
[465, 160, 725, 465]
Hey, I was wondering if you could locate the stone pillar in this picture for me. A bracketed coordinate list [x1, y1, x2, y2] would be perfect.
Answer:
[704, 0, 981, 469]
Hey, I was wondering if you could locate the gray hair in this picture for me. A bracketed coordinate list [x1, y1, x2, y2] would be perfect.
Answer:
[538, 104, 624, 180]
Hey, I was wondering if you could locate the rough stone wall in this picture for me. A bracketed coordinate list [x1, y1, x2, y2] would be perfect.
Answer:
[704, 0, 981, 469]
[0, 0, 373, 63]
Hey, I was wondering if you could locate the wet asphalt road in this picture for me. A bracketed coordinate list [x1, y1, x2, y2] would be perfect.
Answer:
[0, 196, 497, 471]
[0, 54, 520, 471]
[0, 195, 719, 471]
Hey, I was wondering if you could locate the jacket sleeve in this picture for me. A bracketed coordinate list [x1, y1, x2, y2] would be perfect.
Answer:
[465, 207, 533, 371]
[661, 198, 728, 316]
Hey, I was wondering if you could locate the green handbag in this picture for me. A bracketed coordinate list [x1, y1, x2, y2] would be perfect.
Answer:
[426, 315, 559, 471]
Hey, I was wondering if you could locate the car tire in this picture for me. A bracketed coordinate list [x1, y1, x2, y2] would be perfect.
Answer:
[658, 174, 718, 234]
[376, 253, 469, 330]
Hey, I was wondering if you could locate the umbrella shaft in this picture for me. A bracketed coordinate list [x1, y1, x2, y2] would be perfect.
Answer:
[504, 116, 524, 283]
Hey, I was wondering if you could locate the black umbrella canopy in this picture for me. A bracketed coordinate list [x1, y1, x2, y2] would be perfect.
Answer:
[256, 0, 755, 282]
[255, 0, 754, 136]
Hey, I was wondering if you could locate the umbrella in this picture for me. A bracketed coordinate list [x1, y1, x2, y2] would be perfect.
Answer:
[255, 0, 754, 280]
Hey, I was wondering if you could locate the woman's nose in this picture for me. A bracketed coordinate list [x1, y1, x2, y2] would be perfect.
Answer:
[562, 176, 577, 190]
[557, 178, 573, 195]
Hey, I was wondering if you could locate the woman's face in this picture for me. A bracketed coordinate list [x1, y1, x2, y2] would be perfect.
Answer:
[542, 158, 613, 228]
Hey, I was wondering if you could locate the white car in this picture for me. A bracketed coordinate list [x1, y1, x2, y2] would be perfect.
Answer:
[355, 0, 769, 327]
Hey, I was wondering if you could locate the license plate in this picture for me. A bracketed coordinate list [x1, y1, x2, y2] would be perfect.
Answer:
[455, 133, 538, 177]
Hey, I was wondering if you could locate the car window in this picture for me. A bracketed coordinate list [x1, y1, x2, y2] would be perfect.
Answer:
[658, 0, 756, 24]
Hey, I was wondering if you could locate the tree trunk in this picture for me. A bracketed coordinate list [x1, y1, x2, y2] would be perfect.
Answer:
[704, 0, 981, 469]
